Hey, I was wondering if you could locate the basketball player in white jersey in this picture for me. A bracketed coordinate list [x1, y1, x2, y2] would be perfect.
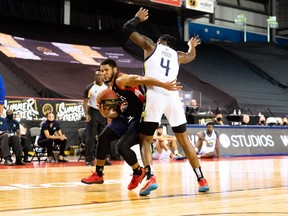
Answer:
[123, 7, 209, 196]
[195, 122, 221, 159]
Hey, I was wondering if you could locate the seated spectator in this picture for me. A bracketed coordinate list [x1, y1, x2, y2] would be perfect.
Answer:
[15, 114, 31, 162]
[283, 117, 287, 126]
[0, 116, 14, 165]
[38, 111, 68, 162]
[185, 99, 199, 115]
[266, 117, 277, 126]
[212, 113, 224, 125]
[151, 125, 184, 160]
[5, 109, 25, 165]
[277, 118, 283, 126]
[241, 114, 250, 125]
[195, 122, 220, 159]
[258, 115, 266, 126]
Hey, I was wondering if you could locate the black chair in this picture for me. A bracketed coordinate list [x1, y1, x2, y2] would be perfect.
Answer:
[78, 127, 86, 162]
[29, 127, 48, 162]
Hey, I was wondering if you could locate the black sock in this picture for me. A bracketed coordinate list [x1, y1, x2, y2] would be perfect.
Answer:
[133, 165, 142, 176]
[96, 165, 104, 177]
[193, 167, 204, 181]
[145, 165, 154, 180]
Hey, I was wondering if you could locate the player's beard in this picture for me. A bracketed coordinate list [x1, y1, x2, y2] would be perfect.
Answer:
[104, 72, 115, 84]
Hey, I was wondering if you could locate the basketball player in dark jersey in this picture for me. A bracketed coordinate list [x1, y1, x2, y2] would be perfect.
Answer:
[81, 58, 180, 191]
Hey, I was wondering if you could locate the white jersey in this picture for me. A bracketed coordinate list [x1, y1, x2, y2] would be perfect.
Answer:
[144, 44, 179, 94]
[142, 44, 186, 127]
[84, 82, 107, 110]
[199, 130, 218, 155]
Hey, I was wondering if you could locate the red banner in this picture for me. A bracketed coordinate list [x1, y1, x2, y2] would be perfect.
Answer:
[151, 0, 181, 7]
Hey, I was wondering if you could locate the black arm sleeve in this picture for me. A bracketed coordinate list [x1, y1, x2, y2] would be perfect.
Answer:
[123, 16, 140, 36]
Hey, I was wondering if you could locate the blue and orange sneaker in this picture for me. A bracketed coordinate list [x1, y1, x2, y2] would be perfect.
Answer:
[127, 167, 146, 190]
[198, 178, 209, 192]
[139, 175, 158, 196]
[81, 171, 104, 184]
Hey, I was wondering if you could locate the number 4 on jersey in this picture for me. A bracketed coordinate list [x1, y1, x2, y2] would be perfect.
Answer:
[160, 58, 170, 76]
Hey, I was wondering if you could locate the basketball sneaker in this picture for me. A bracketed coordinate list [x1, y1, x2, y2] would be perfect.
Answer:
[170, 153, 178, 160]
[127, 167, 146, 190]
[139, 176, 158, 196]
[81, 171, 104, 184]
[198, 178, 209, 192]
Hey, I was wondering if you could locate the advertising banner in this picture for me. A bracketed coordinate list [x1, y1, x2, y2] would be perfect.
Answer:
[186, 0, 214, 13]
[0, 32, 142, 68]
[4, 97, 84, 121]
[187, 125, 288, 156]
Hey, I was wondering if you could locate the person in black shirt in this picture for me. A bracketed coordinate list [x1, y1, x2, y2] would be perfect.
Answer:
[38, 111, 68, 162]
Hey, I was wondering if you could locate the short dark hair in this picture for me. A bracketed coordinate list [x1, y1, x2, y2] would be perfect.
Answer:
[158, 34, 176, 48]
[100, 59, 117, 68]
[206, 122, 214, 127]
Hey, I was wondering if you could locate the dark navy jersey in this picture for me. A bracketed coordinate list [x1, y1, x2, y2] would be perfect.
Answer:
[111, 73, 144, 118]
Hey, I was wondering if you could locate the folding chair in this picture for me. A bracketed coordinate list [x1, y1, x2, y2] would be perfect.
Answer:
[78, 127, 86, 161]
[29, 127, 47, 162]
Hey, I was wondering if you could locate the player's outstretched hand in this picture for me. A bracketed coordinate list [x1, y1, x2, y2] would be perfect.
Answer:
[162, 79, 182, 91]
[135, 7, 149, 22]
[188, 35, 201, 48]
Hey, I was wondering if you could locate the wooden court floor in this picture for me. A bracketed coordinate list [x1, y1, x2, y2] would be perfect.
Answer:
[0, 155, 288, 216]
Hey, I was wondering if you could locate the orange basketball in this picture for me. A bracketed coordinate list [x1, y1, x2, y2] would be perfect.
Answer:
[96, 89, 118, 105]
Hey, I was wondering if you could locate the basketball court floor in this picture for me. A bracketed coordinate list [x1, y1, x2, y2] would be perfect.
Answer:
[0, 155, 288, 215]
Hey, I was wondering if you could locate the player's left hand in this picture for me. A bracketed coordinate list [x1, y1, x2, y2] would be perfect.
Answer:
[162, 79, 182, 91]
[188, 35, 201, 48]
[99, 103, 119, 119]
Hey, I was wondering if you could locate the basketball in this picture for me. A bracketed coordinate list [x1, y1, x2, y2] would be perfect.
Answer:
[96, 89, 118, 106]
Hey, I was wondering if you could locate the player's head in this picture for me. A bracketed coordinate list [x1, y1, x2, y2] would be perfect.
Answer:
[95, 69, 104, 84]
[157, 34, 176, 48]
[206, 122, 214, 133]
[100, 59, 117, 84]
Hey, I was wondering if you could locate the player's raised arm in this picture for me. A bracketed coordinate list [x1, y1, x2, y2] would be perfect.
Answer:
[178, 36, 201, 64]
[123, 7, 155, 55]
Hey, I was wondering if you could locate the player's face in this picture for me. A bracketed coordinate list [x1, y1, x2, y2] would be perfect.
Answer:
[95, 71, 104, 83]
[100, 64, 115, 84]
[206, 125, 214, 133]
